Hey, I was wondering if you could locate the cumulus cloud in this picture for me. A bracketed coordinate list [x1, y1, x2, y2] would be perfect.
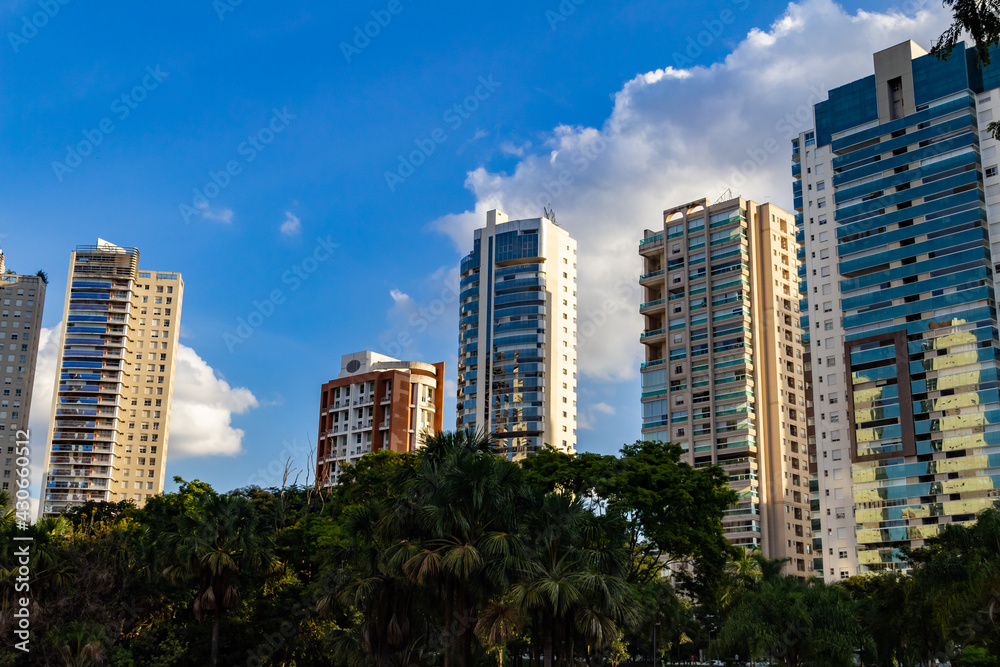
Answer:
[26, 326, 60, 518]
[428, 0, 949, 382]
[280, 211, 302, 235]
[29, 326, 259, 467]
[168, 345, 259, 459]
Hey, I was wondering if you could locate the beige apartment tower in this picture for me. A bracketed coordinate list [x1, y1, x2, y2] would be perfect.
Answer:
[457, 210, 577, 458]
[0, 250, 46, 503]
[640, 197, 813, 576]
[41, 240, 183, 516]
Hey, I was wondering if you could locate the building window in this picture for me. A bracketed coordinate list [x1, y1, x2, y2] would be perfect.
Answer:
[888, 76, 904, 120]
[988, 166, 998, 178]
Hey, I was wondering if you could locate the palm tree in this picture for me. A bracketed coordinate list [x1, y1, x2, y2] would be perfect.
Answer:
[318, 497, 420, 666]
[513, 492, 639, 666]
[475, 599, 523, 666]
[718, 548, 788, 608]
[162, 494, 280, 666]
[49, 621, 106, 667]
[0, 490, 15, 532]
[394, 428, 531, 667]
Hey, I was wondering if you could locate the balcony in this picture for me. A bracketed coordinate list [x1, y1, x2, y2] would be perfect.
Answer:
[639, 234, 664, 254]
[640, 299, 665, 314]
[640, 328, 666, 340]
[380, 420, 390, 430]
[639, 270, 665, 283]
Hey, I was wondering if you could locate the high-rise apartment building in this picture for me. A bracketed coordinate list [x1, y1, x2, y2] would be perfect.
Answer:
[640, 196, 814, 576]
[457, 210, 577, 458]
[0, 250, 46, 502]
[795, 40, 1000, 577]
[316, 351, 444, 485]
[41, 239, 183, 516]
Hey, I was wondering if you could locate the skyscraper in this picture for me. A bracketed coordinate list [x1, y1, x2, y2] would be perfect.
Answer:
[316, 351, 444, 486]
[41, 240, 183, 516]
[640, 196, 814, 576]
[795, 40, 1000, 577]
[0, 250, 46, 503]
[457, 210, 577, 458]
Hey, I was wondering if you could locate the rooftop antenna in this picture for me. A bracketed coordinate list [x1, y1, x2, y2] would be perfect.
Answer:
[543, 205, 557, 225]
[715, 189, 734, 204]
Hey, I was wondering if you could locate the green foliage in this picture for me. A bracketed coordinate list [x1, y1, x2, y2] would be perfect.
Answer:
[18, 442, 1000, 666]
[934, 0, 1000, 66]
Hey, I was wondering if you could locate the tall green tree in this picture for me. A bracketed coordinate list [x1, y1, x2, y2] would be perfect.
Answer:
[161, 493, 281, 666]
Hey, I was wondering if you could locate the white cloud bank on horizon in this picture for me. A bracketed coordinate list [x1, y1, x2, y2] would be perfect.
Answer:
[28, 326, 259, 470]
[428, 0, 951, 383]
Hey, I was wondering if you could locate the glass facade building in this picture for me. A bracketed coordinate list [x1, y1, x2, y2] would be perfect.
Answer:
[795, 40, 1000, 574]
[457, 210, 577, 458]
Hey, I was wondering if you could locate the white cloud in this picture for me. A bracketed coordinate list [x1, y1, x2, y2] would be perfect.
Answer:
[592, 402, 616, 416]
[428, 0, 949, 382]
[196, 201, 234, 224]
[457, 129, 490, 155]
[29, 326, 259, 470]
[168, 346, 259, 459]
[380, 266, 460, 360]
[26, 326, 60, 519]
[578, 401, 617, 431]
[500, 140, 531, 157]
[280, 211, 302, 236]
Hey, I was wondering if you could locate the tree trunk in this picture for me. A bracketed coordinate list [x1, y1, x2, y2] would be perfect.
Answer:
[444, 579, 452, 667]
[568, 633, 575, 666]
[544, 615, 554, 667]
[211, 606, 220, 667]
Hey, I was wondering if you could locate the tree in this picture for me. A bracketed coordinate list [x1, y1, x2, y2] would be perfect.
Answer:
[603, 440, 738, 596]
[49, 622, 106, 667]
[394, 428, 531, 667]
[513, 492, 639, 666]
[714, 576, 870, 667]
[162, 493, 281, 666]
[934, 0, 1000, 66]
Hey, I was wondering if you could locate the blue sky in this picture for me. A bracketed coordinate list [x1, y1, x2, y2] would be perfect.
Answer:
[1, 0, 941, 495]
